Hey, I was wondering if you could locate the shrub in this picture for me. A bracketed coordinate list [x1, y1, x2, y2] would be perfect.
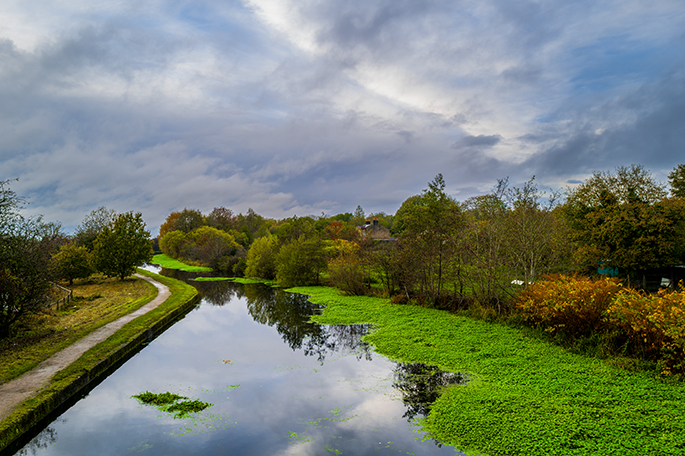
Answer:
[514, 274, 622, 337]
[328, 256, 366, 295]
[607, 287, 685, 375]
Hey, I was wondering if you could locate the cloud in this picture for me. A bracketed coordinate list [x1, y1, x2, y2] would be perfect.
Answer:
[0, 0, 684, 235]
[453, 134, 503, 149]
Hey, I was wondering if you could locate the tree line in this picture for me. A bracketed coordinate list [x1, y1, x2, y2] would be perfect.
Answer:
[1, 182, 153, 338]
[157, 163, 685, 313]
[4, 162, 684, 339]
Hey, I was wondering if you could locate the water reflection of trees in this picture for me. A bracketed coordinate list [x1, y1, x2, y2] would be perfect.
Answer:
[16, 418, 65, 456]
[241, 283, 373, 363]
[192, 280, 235, 306]
[393, 363, 466, 421]
[164, 274, 464, 426]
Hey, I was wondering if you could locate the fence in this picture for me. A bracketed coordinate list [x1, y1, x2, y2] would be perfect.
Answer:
[51, 283, 73, 310]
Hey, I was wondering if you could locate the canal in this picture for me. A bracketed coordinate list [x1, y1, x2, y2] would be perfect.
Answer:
[12, 270, 463, 455]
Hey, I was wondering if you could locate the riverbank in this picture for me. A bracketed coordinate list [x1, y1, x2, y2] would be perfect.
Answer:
[0, 270, 198, 453]
[290, 285, 685, 456]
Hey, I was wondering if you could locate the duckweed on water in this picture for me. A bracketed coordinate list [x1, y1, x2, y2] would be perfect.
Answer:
[133, 391, 213, 419]
[287, 285, 685, 456]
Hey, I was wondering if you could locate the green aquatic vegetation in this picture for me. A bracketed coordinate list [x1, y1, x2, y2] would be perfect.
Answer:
[288, 431, 310, 443]
[133, 391, 213, 419]
[288, 285, 685, 456]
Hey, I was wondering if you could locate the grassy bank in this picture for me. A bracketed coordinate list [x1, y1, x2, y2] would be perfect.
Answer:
[0, 270, 199, 452]
[289, 285, 685, 456]
[151, 254, 212, 272]
[0, 275, 157, 384]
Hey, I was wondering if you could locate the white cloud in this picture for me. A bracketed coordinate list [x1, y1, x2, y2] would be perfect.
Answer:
[1, 0, 683, 234]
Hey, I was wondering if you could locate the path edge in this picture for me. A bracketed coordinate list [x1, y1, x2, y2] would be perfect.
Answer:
[0, 270, 199, 453]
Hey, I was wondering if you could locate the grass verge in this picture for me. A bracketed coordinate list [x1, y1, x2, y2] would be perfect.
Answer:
[288, 285, 685, 456]
[0, 275, 157, 384]
[0, 270, 199, 452]
[151, 254, 213, 272]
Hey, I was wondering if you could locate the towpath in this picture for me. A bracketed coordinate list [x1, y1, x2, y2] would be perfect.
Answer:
[0, 273, 170, 422]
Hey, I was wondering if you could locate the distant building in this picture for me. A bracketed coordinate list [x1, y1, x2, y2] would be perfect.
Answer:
[358, 218, 394, 241]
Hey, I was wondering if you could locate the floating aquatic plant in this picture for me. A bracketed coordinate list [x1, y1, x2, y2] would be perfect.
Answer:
[133, 391, 213, 419]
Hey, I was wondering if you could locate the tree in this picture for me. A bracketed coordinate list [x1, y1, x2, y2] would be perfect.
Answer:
[0, 179, 57, 338]
[500, 176, 571, 284]
[186, 226, 239, 267]
[74, 206, 116, 251]
[235, 208, 268, 244]
[175, 208, 204, 233]
[275, 216, 316, 244]
[396, 174, 464, 306]
[51, 242, 94, 285]
[669, 164, 685, 198]
[245, 235, 279, 280]
[562, 164, 685, 283]
[351, 205, 366, 227]
[206, 207, 236, 231]
[275, 235, 327, 287]
[461, 193, 509, 308]
[159, 211, 182, 239]
[93, 212, 154, 280]
[0, 179, 23, 233]
[158, 230, 187, 258]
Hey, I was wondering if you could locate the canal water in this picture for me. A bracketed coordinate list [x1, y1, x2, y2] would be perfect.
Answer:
[12, 270, 463, 455]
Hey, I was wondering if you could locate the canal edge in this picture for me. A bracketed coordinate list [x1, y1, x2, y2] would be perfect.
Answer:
[0, 271, 199, 454]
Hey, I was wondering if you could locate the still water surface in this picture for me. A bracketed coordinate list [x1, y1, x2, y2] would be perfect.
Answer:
[13, 271, 463, 455]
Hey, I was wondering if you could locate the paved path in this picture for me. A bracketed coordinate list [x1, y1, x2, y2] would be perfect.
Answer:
[0, 274, 170, 422]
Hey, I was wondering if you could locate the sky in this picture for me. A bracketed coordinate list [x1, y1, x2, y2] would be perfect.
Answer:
[1, 0, 684, 235]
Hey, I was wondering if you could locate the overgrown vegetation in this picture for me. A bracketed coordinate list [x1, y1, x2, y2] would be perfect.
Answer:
[291, 285, 685, 455]
[515, 275, 685, 376]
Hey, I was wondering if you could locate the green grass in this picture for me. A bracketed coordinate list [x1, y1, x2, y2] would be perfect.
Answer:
[0, 270, 199, 451]
[288, 286, 685, 456]
[151, 254, 213, 272]
[0, 275, 158, 384]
